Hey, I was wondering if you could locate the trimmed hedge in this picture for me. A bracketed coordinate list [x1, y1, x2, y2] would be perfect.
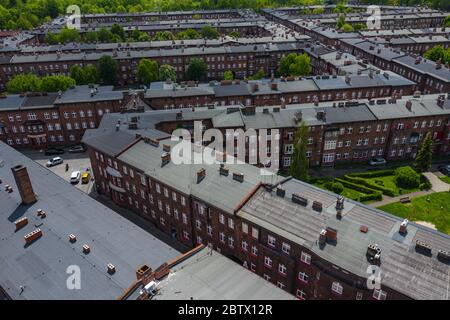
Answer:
[360, 192, 382, 202]
[334, 178, 378, 195]
[341, 175, 396, 196]
[347, 169, 395, 179]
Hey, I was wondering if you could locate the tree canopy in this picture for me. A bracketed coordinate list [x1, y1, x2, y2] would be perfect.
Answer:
[278, 53, 311, 77]
[137, 59, 159, 84]
[6, 74, 75, 93]
[186, 58, 207, 81]
[97, 55, 118, 85]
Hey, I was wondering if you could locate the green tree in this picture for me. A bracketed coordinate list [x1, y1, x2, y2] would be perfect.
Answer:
[159, 64, 177, 82]
[6, 74, 42, 93]
[278, 53, 311, 77]
[98, 27, 114, 42]
[137, 59, 159, 84]
[336, 14, 346, 29]
[223, 70, 234, 80]
[443, 15, 450, 27]
[200, 25, 220, 39]
[394, 166, 420, 189]
[249, 68, 265, 80]
[58, 27, 80, 44]
[85, 31, 99, 43]
[186, 58, 207, 81]
[228, 31, 240, 38]
[424, 45, 450, 64]
[44, 32, 59, 44]
[153, 31, 175, 41]
[110, 23, 125, 41]
[177, 28, 200, 39]
[70, 65, 84, 84]
[413, 132, 433, 172]
[342, 23, 354, 32]
[40, 75, 75, 92]
[82, 65, 100, 84]
[97, 55, 118, 85]
[289, 121, 309, 182]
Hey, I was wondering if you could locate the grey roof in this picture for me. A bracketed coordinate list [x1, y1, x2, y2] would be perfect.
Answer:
[0, 95, 26, 111]
[0, 142, 179, 300]
[354, 41, 406, 61]
[55, 85, 124, 104]
[239, 179, 450, 300]
[392, 55, 450, 82]
[213, 83, 251, 97]
[116, 138, 283, 214]
[366, 95, 450, 119]
[151, 247, 295, 300]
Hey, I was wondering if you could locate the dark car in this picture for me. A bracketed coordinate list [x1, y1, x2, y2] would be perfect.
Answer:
[44, 148, 65, 156]
[68, 145, 86, 153]
[438, 164, 450, 176]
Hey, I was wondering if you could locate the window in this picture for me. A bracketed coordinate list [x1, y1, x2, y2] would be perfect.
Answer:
[278, 264, 287, 275]
[219, 214, 225, 224]
[219, 232, 225, 243]
[373, 289, 387, 300]
[264, 256, 272, 268]
[183, 231, 190, 240]
[182, 213, 188, 225]
[282, 242, 290, 254]
[172, 192, 177, 202]
[296, 289, 306, 300]
[251, 245, 258, 256]
[196, 220, 202, 230]
[356, 292, 363, 300]
[181, 196, 186, 206]
[241, 240, 248, 251]
[267, 235, 276, 248]
[300, 252, 311, 265]
[252, 227, 259, 239]
[228, 236, 234, 248]
[228, 218, 234, 229]
[164, 187, 169, 198]
[332, 282, 343, 295]
[207, 225, 212, 236]
[242, 222, 248, 234]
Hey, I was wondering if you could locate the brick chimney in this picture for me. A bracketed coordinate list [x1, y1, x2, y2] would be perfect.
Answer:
[11, 165, 36, 204]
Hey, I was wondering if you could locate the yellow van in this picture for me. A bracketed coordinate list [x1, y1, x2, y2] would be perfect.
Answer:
[81, 172, 90, 184]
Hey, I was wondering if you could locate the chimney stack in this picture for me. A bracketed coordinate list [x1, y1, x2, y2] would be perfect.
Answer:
[11, 165, 36, 204]
[399, 219, 408, 235]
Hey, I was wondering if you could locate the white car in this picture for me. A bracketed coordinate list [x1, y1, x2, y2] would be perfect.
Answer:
[70, 171, 81, 184]
[46, 157, 63, 167]
[369, 157, 387, 166]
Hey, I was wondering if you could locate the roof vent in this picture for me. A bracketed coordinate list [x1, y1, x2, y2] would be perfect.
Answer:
[415, 240, 432, 256]
[437, 250, 450, 263]
[232, 172, 244, 183]
[161, 152, 171, 167]
[399, 219, 408, 235]
[367, 244, 381, 265]
[14, 217, 28, 231]
[197, 168, 206, 183]
[24, 229, 42, 245]
[312, 201, 322, 212]
[292, 193, 308, 206]
[83, 244, 91, 254]
[176, 111, 183, 120]
[294, 111, 303, 123]
[69, 234, 77, 243]
[162, 144, 171, 152]
[263, 108, 269, 114]
[107, 263, 116, 274]
[219, 164, 229, 176]
[276, 186, 285, 197]
[405, 100, 413, 111]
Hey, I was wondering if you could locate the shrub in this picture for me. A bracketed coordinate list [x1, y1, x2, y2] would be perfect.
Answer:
[394, 166, 420, 189]
[334, 178, 378, 195]
[331, 182, 344, 194]
[375, 180, 384, 186]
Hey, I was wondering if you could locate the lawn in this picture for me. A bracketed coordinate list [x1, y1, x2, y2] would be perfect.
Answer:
[439, 176, 450, 185]
[377, 192, 450, 234]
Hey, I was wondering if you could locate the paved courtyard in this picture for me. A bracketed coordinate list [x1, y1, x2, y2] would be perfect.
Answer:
[22, 149, 94, 194]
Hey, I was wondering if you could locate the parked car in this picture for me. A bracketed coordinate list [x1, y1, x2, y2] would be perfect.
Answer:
[81, 172, 90, 184]
[369, 157, 387, 166]
[44, 148, 65, 156]
[438, 164, 450, 176]
[46, 157, 63, 167]
[70, 171, 81, 184]
[68, 145, 86, 153]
